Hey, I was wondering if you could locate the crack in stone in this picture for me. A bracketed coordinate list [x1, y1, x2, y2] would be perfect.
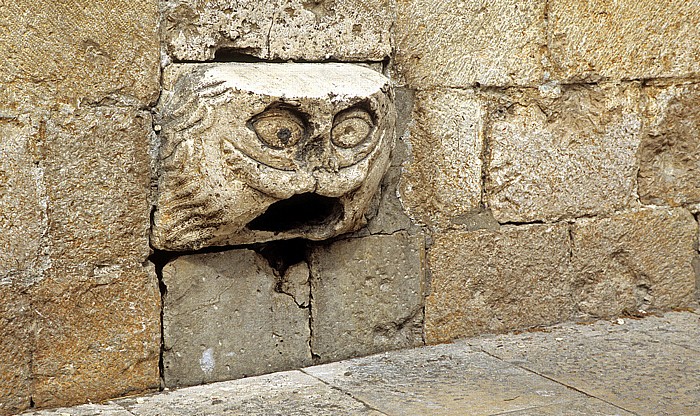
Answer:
[299, 369, 391, 416]
[476, 347, 639, 416]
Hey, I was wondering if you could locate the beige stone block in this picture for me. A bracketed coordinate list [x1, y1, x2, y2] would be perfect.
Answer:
[43, 106, 153, 267]
[0, 113, 48, 286]
[162, 250, 312, 388]
[486, 84, 642, 223]
[571, 208, 697, 318]
[549, 0, 700, 82]
[425, 223, 573, 343]
[399, 89, 483, 227]
[395, 0, 546, 88]
[32, 264, 161, 409]
[309, 232, 424, 362]
[0, 286, 32, 416]
[30, 107, 160, 408]
[161, 0, 394, 62]
[0, 0, 159, 107]
[638, 83, 700, 206]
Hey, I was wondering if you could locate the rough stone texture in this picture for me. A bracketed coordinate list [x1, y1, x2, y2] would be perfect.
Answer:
[0, 286, 32, 415]
[305, 343, 586, 416]
[162, 250, 312, 388]
[486, 84, 642, 223]
[549, 0, 700, 82]
[473, 312, 700, 416]
[0, 0, 159, 107]
[280, 261, 310, 307]
[399, 89, 483, 228]
[153, 63, 395, 250]
[502, 399, 634, 416]
[638, 83, 700, 206]
[30, 107, 161, 408]
[161, 0, 394, 62]
[395, 0, 545, 88]
[0, 112, 48, 288]
[32, 265, 160, 409]
[23, 403, 135, 416]
[309, 232, 424, 362]
[571, 208, 697, 318]
[425, 223, 573, 344]
[117, 371, 385, 416]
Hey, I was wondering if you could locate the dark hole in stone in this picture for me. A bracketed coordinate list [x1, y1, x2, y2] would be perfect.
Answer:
[247, 193, 343, 233]
[253, 238, 308, 276]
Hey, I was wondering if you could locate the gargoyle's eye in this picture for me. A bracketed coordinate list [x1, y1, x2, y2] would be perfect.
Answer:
[331, 108, 374, 148]
[251, 110, 305, 149]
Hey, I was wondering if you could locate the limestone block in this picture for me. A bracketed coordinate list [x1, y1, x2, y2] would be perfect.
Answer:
[549, 0, 700, 82]
[30, 107, 160, 408]
[399, 89, 483, 228]
[425, 223, 573, 343]
[309, 232, 424, 363]
[395, 0, 545, 88]
[486, 84, 642, 223]
[162, 250, 312, 388]
[638, 83, 700, 206]
[153, 63, 395, 250]
[0, 0, 159, 107]
[42, 106, 153, 267]
[161, 0, 394, 62]
[0, 287, 32, 415]
[32, 264, 161, 409]
[0, 113, 48, 287]
[571, 208, 697, 318]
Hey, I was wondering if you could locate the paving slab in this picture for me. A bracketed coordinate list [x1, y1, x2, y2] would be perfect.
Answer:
[494, 398, 635, 416]
[470, 312, 700, 416]
[304, 343, 593, 416]
[22, 403, 133, 416]
[116, 370, 382, 416]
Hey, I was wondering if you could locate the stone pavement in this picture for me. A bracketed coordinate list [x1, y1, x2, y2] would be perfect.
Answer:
[22, 310, 699, 416]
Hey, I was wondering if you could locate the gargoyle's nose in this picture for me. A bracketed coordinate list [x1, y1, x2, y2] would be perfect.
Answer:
[299, 133, 339, 172]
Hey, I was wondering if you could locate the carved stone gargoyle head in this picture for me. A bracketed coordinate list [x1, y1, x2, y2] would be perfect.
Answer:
[152, 63, 395, 251]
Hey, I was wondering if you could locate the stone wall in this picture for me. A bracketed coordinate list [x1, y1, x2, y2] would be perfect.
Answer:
[1, 0, 698, 413]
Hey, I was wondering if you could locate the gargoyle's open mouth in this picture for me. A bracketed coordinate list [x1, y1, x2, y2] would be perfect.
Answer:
[247, 193, 344, 233]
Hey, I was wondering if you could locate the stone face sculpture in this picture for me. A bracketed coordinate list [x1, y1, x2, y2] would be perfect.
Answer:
[152, 63, 395, 251]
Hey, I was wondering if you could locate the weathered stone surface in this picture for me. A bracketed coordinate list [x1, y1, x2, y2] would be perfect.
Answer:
[0, 112, 48, 287]
[162, 250, 312, 388]
[161, 0, 394, 62]
[395, 0, 545, 88]
[32, 264, 160, 409]
[425, 223, 573, 343]
[571, 208, 697, 318]
[549, 0, 700, 82]
[638, 83, 700, 206]
[0, 0, 159, 107]
[309, 232, 424, 362]
[24, 402, 135, 416]
[42, 106, 153, 268]
[502, 398, 635, 416]
[305, 343, 583, 416]
[486, 84, 642, 223]
[153, 63, 395, 250]
[399, 89, 483, 228]
[280, 261, 310, 307]
[0, 286, 32, 415]
[473, 312, 700, 416]
[118, 370, 384, 416]
[30, 107, 160, 408]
